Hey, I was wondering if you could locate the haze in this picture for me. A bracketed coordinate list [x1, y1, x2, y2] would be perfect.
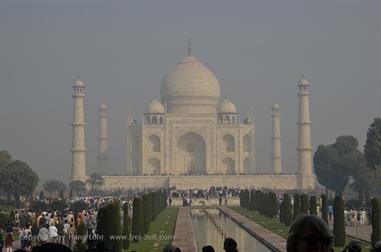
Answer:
[0, 0, 379, 183]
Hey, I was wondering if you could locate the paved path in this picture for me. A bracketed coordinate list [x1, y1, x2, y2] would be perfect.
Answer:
[172, 207, 197, 252]
[218, 206, 286, 252]
[328, 220, 372, 242]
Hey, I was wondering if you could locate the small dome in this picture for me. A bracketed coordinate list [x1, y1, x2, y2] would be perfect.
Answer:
[160, 55, 220, 101]
[99, 104, 107, 110]
[219, 99, 237, 113]
[272, 101, 280, 109]
[145, 99, 164, 113]
[299, 77, 310, 86]
[74, 79, 84, 87]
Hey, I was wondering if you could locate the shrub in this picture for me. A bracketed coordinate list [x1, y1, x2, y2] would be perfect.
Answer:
[283, 194, 293, 227]
[309, 196, 317, 215]
[300, 194, 309, 214]
[371, 198, 380, 247]
[293, 194, 300, 220]
[321, 194, 328, 224]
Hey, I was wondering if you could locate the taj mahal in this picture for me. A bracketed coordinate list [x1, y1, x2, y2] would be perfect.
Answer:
[71, 48, 316, 191]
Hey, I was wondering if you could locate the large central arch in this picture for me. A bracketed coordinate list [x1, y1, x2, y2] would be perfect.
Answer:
[176, 132, 206, 175]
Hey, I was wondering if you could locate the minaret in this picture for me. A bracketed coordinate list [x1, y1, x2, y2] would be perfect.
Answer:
[71, 79, 87, 181]
[97, 104, 109, 175]
[297, 76, 314, 189]
[271, 101, 282, 174]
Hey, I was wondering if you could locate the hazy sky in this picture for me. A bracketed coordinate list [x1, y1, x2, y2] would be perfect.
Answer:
[0, 0, 379, 184]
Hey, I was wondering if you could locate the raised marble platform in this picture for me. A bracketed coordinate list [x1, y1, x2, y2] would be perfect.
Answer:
[99, 174, 315, 190]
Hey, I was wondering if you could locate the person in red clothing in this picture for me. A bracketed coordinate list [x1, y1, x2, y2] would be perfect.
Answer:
[5, 231, 13, 252]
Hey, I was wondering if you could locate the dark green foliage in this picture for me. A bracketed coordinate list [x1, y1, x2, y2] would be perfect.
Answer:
[73, 222, 87, 252]
[269, 192, 278, 218]
[321, 194, 328, 224]
[142, 194, 150, 234]
[96, 202, 122, 252]
[132, 197, 144, 238]
[250, 190, 256, 211]
[371, 198, 380, 247]
[50, 200, 68, 211]
[39, 190, 45, 200]
[122, 203, 129, 250]
[293, 194, 301, 220]
[70, 200, 89, 212]
[283, 194, 293, 227]
[333, 195, 346, 247]
[300, 194, 309, 214]
[30, 200, 49, 212]
[364, 118, 381, 170]
[0, 212, 12, 229]
[309, 196, 317, 215]
[279, 201, 284, 224]
[314, 135, 365, 195]
[43, 180, 67, 197]
[59, 190, 64, 200]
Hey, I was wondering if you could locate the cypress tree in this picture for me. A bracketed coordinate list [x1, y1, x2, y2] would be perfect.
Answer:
[73, 221, 87, 252]
[300, 194, 309, 214]
[283, 194, 293, 227]
[142, 194, 149, 234]
[108, 202, 122, 252]
[309, 196, 317, 215]
[122, 202, 129, 250]
[250, 190, 256, 211]
[279, 201, 284, 224]
[255, 190, 261, 212]
[132, 198, 144, 239]
[333, 195, 345, 247]
[371, 198, 380, 247]
[293, 194, 301, 220]
[321, 194, 328, 224]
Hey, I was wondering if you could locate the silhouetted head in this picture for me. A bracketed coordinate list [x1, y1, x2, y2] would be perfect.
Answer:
[202, 245, 215, 252]
[346, 239, 361, 252]
[31, 243, 72, 252]
[374, 241, 381, 252]
[287, 214, 333, 252]
[163, 244, 181, 252]
[224, 237, 238, 252]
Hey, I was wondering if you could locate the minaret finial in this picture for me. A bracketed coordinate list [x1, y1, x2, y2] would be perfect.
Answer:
[187, 38, 192, 55]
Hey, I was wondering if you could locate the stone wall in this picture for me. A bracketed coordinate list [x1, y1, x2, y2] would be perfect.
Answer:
[102, 174, 312, 190]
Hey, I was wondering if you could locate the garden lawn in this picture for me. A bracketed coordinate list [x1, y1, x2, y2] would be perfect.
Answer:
[128, 207, 178, 252]
[231, 207, 371, 252]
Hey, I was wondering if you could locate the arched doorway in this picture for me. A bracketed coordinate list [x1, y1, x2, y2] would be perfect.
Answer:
[243, 158, 251, 174]
[223, 158, 235, 175]
[176, 132, 206, 175]
[148, 158, 160, 175]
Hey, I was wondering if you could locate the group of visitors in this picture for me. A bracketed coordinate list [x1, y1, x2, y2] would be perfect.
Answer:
[344, 208, 369, 226]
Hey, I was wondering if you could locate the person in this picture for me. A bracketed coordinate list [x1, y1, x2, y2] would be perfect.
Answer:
[38, 225, 49, 245]
[342, 239, 361, 252]
[372, 241, 381, 252]
[5, 231, 13, 252]
[286, 214, 333, 252]
[202, 245, 215, 252]
[0, 228, 4, 252]
[328, 205, 333, 221]
[219, 194, 222, 206]
[162, 244, 181, 252]
[224, 237, 238, 252]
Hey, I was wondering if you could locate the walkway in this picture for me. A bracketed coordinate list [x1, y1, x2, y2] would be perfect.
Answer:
[218, 206, 286, 252]
[172, 207, 197, 252]
[328, 220, 372, 242]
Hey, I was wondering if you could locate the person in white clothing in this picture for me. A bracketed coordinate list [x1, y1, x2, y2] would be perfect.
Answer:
[48, 225, 58, 243]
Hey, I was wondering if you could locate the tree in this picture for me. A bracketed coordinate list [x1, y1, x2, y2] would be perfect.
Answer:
[333, 195, 345, 247]
[132, 197, 144, 238]
[309, 196, 317, 215]
[69, 180, 86, 196]
[0, 159, 39, 204]
[43, 180, 67, 197]
[293, 194, 301, 220]
[364, 118, 381, 171]
[283, 194, 293, 227]
[300, 194, 309, 215]
[39, 190, 45, 200]
[321, 194, 328, 224]
[122, 202, 130, 250]
[73, 221, 87, 252]
[87, 173, 104, 192]
[314, 135, 364, 195]
[371, 198, 380, 247]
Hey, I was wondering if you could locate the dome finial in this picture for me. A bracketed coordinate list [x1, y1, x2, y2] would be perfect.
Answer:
[187, 38, 192, 55]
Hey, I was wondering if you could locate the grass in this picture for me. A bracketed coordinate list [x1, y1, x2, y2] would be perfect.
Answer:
[231, 207, 372, 252]
[128, 207, 178, 252]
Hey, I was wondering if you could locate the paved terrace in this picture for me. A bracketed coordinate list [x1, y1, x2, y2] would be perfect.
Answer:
[172, 207, 197, 252]
[218, 206, 287, 252]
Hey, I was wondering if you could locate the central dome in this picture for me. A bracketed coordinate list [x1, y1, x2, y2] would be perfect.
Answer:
[160, 54, 221, 113]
